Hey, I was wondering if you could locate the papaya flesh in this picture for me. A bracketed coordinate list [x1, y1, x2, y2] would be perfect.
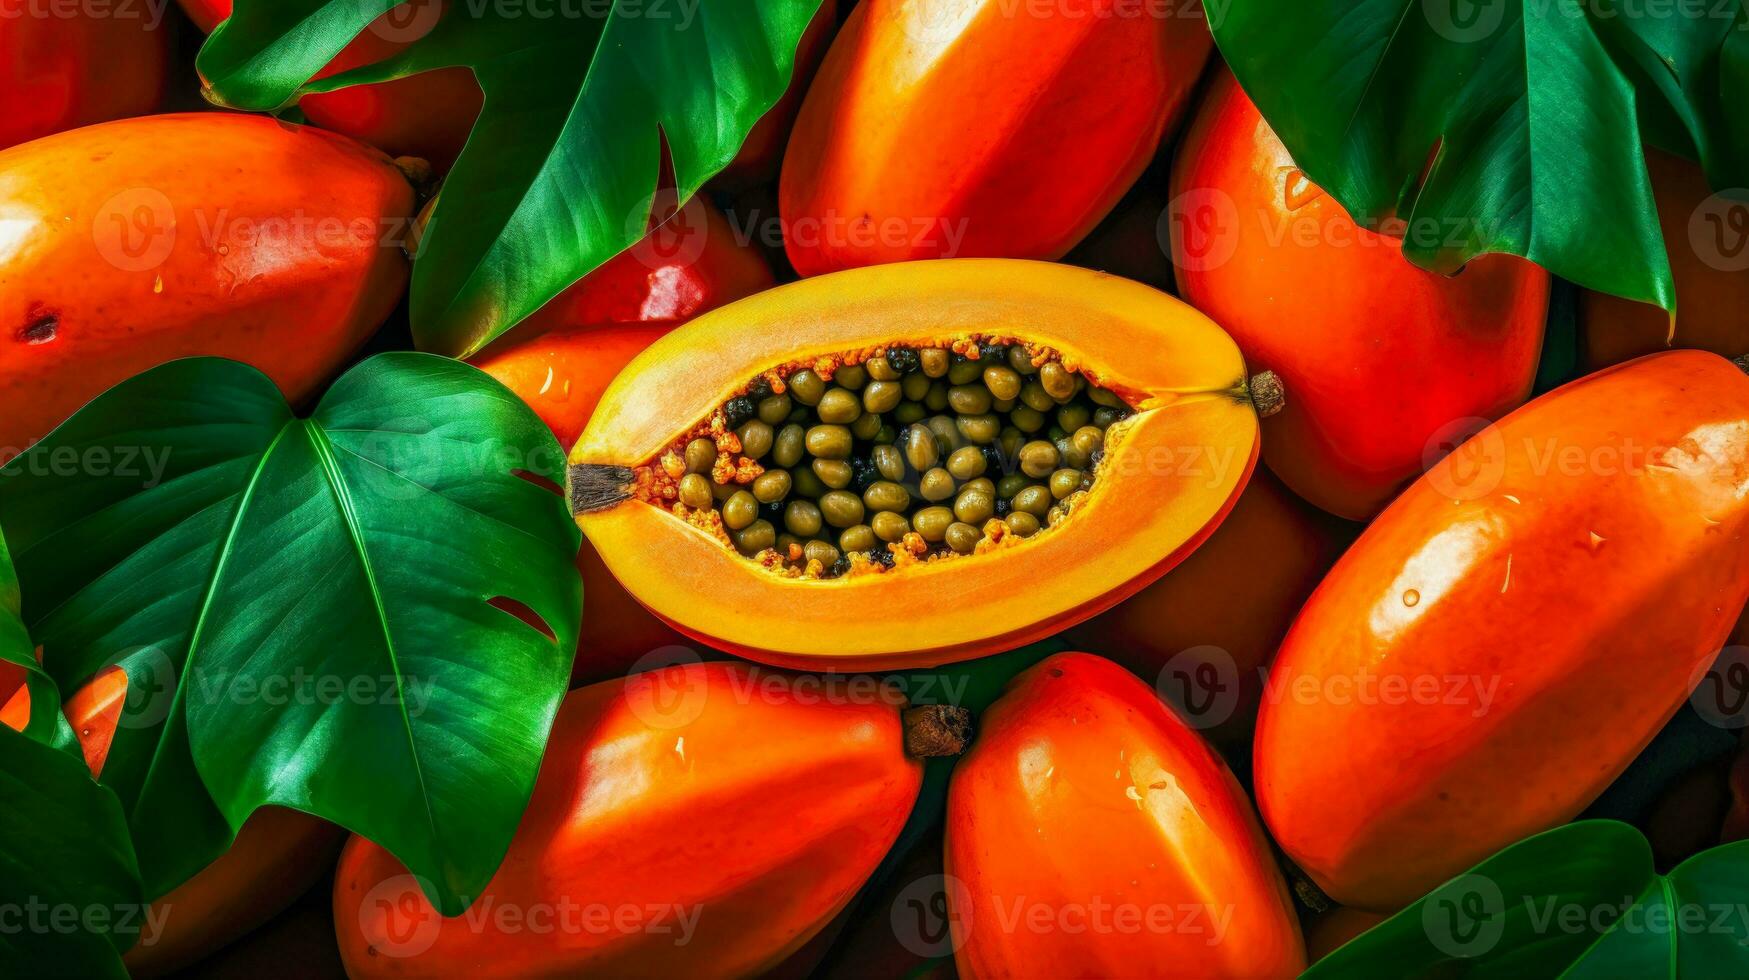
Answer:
[1, 666, 343, 977]
[334, 661, 962, 978]
[0, 112, 414, 455]
[568, 259, 1272, 670]
[1256, 350, 1749, 910]
[945, 652, 1305, 978]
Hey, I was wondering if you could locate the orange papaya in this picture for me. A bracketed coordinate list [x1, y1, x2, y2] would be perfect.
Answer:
[0, 112, 415, 455]
[780, 0, 1210, 274]
[334, 661, 966, 977]
[1256, 350, 1749, 910]
[1171, 70, 1549, 520]
[0, 0, 166, 149]
[945, 652, 1305, 978]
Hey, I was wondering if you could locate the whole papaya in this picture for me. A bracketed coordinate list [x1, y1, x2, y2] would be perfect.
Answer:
[335, 661, 966, 977]
[179, 0, 481, 169]
[1171, 70, 1549, 520]
[0, 113, 415, 455]
[780, 0, 1209, 274]
[0, 0, 165, 149]
[1256, 351, 1749, 910]
[946, 652, 1305, 978]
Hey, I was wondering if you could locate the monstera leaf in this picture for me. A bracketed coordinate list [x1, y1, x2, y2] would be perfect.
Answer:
[0, 355, 581, 914]
[0, 726, 144, 978]
[1212, 0, 1749, 315]
[1308, 821, 1749, 977]
[196, 0, 824, 357]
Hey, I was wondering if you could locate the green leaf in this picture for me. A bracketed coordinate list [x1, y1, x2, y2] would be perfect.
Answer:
[198, 0, 823, 356]
[1307, 821, 1749, 977]
[0, 726, 145, 978]
[1210, 1, 1749, 313]
[0, 528, 75, 752]
[0, 354, 582, 914]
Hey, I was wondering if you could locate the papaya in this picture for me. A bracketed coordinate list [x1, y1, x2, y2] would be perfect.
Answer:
[1170, 69, 1550, 520]
[1581, 149, 1749, 368]
[0, 0, 165, 149]
[567, 259, 1275, 670]
[334, 661, 968, 977]
[0, 112, 415, 455]
[710, 0, 840, 190]
[179, 0, 481, 169]
[1255, 350, 1749, 911]
[945, 652, 1305, 978]
[779, 0, 1210, 275]
[1, 667, 343, 977]
[1068, 469, 1354, 751]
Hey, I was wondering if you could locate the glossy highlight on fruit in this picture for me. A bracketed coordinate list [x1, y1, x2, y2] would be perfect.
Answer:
[945, 652, 1305, 978]
[335, 661, 956, 977]
[1171, 70, 1550, 520]
[1256, 350, 1749, 910]
[1582, 149, 1749, 368]
[0, 1, 166, 150]
[568, 260, 1270, 670]
[1, 667, 342, 978]
[180, 0, 481, 169]
[780, 0, 1210, 274]
[0, 112, 415, 454]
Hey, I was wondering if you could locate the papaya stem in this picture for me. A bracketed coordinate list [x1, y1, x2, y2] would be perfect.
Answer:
[1733, 354, 1749, 376]
[568, 464, 634, 515]
[902, 704, 973, 758]
[1249, 370, 1286, 418]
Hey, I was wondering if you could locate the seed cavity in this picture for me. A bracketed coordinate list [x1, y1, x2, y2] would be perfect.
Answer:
[635, 339, 1135, 579]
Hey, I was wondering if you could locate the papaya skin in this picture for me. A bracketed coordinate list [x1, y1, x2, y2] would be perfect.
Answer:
[179, 0, 481, 169]
[945, 652, 1305, 979]
[570, 259, 1264, 670]
[779, 0, 1210, 274]
[0, 1, 166, 150]
[1, 666, 343, 977]
[1255, 350, 1749, 911]
[1304, 907, 1387, 963]
[1171, 70, 1550, 520]
[1067, 469, 1355, 750]
[1581, 149, 1749, 368]
[0, 112, 414, 455]
[335, 661, 931, 978]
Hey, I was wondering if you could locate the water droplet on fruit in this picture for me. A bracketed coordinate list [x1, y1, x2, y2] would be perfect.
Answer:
[1402, 589, 1421, 607]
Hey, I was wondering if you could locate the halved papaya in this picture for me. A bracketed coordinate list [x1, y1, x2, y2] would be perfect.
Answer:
[568, 260, 1275, 670]
[1255, 350, 1749, 910]
[334, 661, 968, 977]
[945, 652, 1305, 978]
